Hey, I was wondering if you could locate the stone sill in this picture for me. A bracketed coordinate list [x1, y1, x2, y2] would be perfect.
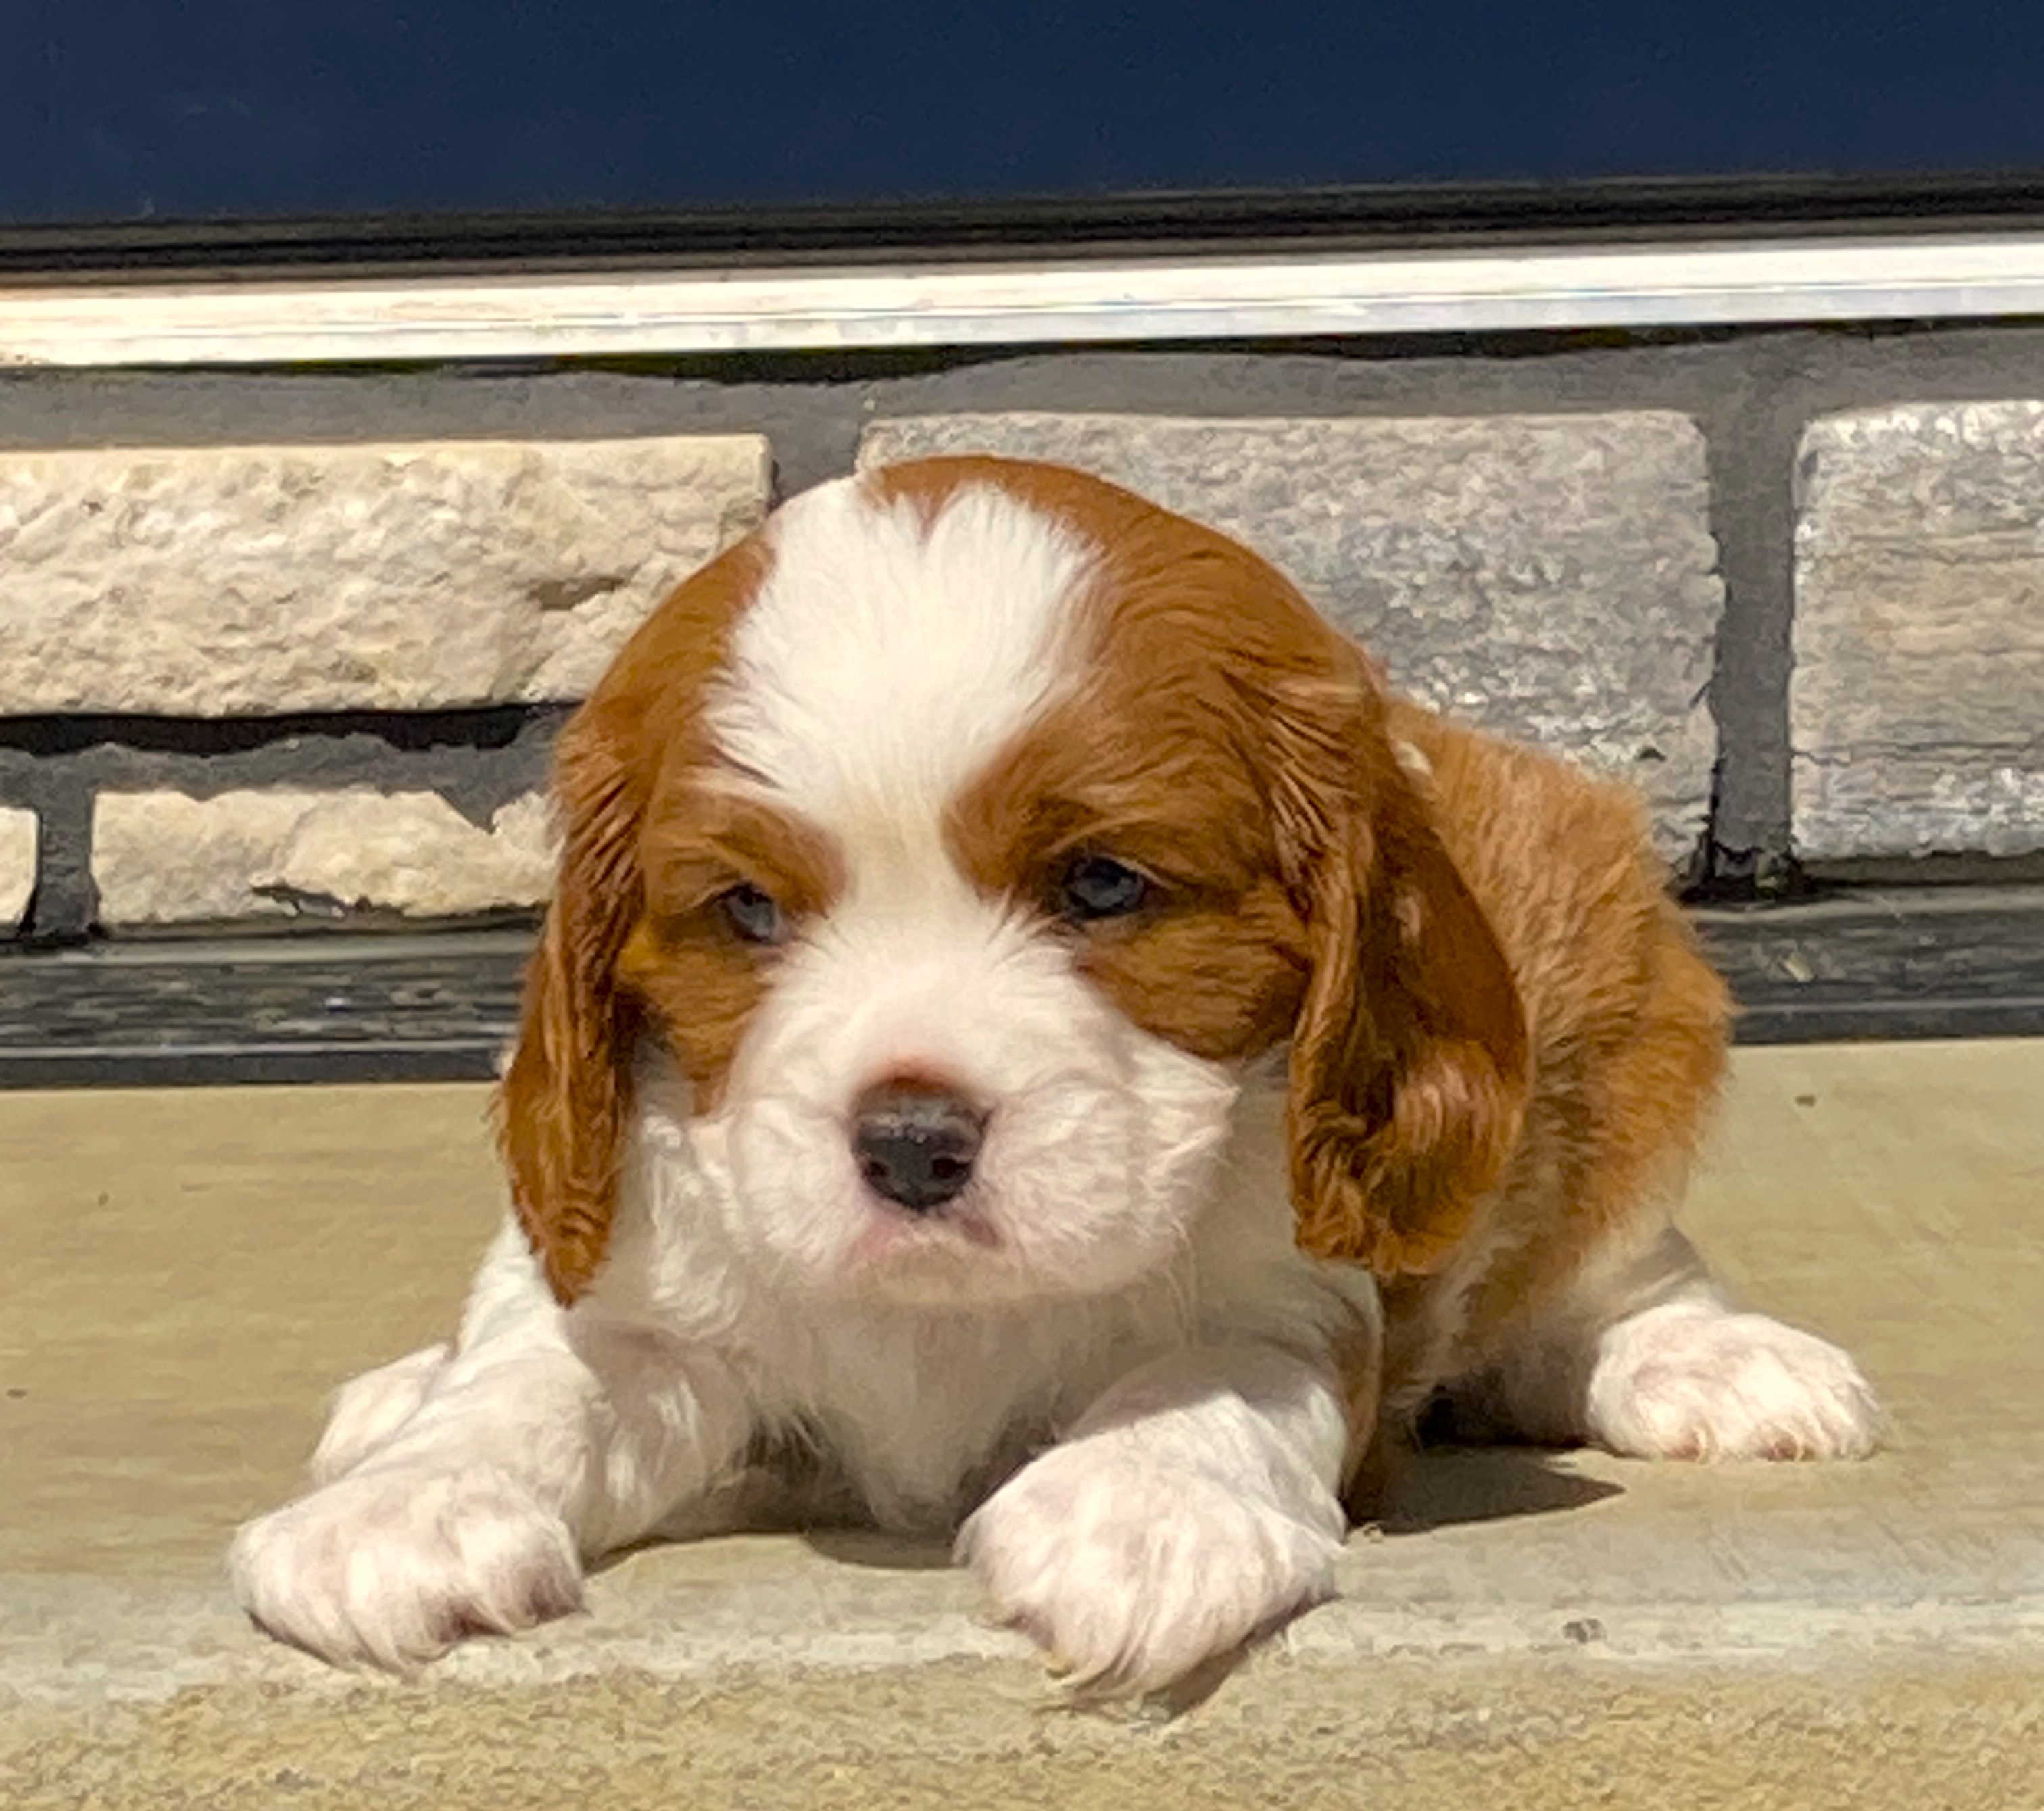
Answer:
[15, 231, 2044, 366]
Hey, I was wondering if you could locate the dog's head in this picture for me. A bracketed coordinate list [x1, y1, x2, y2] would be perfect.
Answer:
[499, 458, 1527, 1309]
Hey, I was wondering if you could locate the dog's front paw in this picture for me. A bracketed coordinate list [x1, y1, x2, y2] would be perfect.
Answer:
[1588, 1303, 1881, 1462]
[228, 1464, 583, 1672]
[957, 1444, 1343, 1695]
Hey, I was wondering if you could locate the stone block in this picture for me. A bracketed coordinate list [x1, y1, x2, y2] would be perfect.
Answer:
[0, 436, 769, 714]
[860, 412, 1722, 863]
[93, 790, 554, 927]
[1, 806, 35, 930]
[1793, 402, 2044, 859]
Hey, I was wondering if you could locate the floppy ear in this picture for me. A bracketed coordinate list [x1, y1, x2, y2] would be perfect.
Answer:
[495, 535, 767, 1305]
[1273, 681, 1530, 1280]
[495, 701, 648, 1306]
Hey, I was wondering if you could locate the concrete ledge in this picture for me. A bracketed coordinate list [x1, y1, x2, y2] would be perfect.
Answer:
[5, 1571, 2043, 1811]
[5, 1044, 2044, 1806]
[8, 891, 2044, 1090]
[9, 1640, 2038, 1811]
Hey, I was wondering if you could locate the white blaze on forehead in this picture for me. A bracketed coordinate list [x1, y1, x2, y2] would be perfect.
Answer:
[704, 477, 1092, 834]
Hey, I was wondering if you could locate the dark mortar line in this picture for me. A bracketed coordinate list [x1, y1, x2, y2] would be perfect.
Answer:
[0, 1046, 505, 1088]
[1688, 342, 1800, 886]
[0, 704, 564, 757]
[40, 741, 557, 817]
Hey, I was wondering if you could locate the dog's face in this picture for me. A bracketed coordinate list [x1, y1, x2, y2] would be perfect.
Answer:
[500, 459, 1528, 1309]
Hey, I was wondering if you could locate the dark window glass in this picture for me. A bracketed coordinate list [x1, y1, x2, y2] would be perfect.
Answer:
[6, 3, 2043, 248]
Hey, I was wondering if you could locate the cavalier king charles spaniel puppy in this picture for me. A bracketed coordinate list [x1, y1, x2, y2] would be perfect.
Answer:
[230, 457, 1878, 1691]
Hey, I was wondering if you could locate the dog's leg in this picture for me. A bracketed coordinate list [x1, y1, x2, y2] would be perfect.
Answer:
[306, 1344, 451, 1484]
[958, 1334, 1357, 1694]
[1438, 1226, 1880, 1461]
[228, 1220, 754, 1671]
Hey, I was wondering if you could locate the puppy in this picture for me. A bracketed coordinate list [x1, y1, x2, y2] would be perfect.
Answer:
[230, 457, 1878, 1691]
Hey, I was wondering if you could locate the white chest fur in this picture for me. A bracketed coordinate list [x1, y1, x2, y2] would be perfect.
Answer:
[579, 1061, 1361, 1530]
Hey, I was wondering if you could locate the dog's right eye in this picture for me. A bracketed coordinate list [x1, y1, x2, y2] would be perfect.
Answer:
[1056, 854, 1152, 923]
[716, 883, 787, 946]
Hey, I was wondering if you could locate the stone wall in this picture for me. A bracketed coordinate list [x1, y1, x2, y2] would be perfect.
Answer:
[3, 331, 2041, 944]
[1792, 403, 2044, 860]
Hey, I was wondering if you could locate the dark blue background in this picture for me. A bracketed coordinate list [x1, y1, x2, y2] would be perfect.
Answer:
[5, 1, 2043, 226]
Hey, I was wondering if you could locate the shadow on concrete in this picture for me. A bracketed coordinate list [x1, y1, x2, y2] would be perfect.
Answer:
[794, 1445, 1624, 1573]
[585, 1426, 1626, 1581]
[1369, 1446, 1624, 1536]
[801, 1528, 956, 1570]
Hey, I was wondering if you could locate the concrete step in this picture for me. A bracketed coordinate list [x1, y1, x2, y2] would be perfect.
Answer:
[5, 1042, 2043, 1809]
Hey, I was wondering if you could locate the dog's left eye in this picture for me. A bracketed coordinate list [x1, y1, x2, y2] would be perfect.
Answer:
[716, 882, 787, 946]
[1056, 854, 1151, 923]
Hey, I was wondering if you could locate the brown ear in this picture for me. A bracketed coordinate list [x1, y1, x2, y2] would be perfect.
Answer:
[1275, 686, 1530, 1280]
[496, 701, 648, 1305]
[494, 535, 767, 1305]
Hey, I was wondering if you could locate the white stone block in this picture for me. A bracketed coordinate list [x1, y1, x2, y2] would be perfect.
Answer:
[0, 436, 770, 714]
[1794, 402, 2044, 859]
[1, 806, 35, 929]
[93, 790, 555, 926]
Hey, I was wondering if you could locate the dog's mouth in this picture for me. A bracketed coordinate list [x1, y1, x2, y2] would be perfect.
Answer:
[848, 1196, 1004, 1266]
[823, 1182, 1029, 1303]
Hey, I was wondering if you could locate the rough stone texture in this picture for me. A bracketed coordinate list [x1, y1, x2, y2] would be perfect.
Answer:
[93, 790, 554, 926]
[0, 436, 769, 714]
[1793, 403, 2044, 859]
[0, 807, 34, 929]
[860, 412, 1723, 864]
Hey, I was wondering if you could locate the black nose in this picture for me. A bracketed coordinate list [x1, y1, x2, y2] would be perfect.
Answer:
[852, 1084, 986, 1215]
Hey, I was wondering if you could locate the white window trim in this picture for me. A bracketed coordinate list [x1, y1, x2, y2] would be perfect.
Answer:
[5, 231, 2044, 366]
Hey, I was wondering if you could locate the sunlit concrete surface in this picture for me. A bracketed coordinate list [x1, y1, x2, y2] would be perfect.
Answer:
[4, 1042, 2043, 1808]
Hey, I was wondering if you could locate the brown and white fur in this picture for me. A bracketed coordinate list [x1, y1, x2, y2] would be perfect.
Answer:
[229, 458, 1878, 1691]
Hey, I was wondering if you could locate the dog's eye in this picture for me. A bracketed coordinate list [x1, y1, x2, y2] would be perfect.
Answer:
[717, 882, 787, 946]
[1056, 854, 1151, 923]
